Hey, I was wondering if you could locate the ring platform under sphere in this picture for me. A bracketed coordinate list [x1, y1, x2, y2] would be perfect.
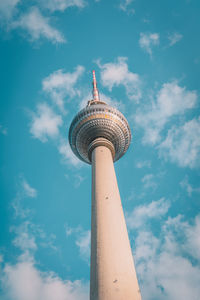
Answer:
[68, 101, 131, 164]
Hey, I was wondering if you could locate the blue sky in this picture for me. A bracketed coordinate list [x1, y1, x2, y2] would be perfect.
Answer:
[0, 0, 200, 299]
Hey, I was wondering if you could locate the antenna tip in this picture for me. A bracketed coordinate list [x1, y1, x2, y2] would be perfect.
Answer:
[92, 70, 96, 82]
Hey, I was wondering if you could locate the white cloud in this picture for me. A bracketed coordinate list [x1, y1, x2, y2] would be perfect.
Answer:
[135, 231, 159, 262]
[0, 254, 4, 263]
[11, 196, 58, 253]
[163, 214, 200, 261]
[31, 67, 85, 165]
[0, 184, 89, 300]
[134, 214, 200, 300]
[168, 32, 183, 46]
[126, 198, 170, 229]
[41, 0, 86, 12]
[0, 209, 88, 299]
[75, 230, 91, 263]
[12, 177, 37, 218]
[1, 259, 89, 300]
[65, 224, 82, 236]
[180, 175, 200, 196]
[180, 176, 193, 196]
[159, 117, 200, 168]
[141, 174, 157, 190]
[42, 66, 85, 111]
[97, 57, 141, 101]
[119, 0, 135, 13]
[0, 0, 20, 20]
[0, 124, 7, 135]
[11, 7, 65, 44]
[136, 160, 151, 168]
[139, 32, 159, 56]
[58, 139, 81, 167]
[73, 174, 85, 188]
[22, 179, 37, 198]
[184, 215, 200, 261]
[30, 103, 63, 142]
[135, 233, 200, 300]
[11, 222, 37, 253]
[65, 225, 90, 263]
[30, 74, 85, 167]
[135, 82, 197, 145]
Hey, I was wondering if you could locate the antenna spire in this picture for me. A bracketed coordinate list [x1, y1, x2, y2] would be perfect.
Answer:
[92, 70, 100, 101]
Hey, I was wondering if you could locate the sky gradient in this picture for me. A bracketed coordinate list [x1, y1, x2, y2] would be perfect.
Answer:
[0, 1, 200, 299]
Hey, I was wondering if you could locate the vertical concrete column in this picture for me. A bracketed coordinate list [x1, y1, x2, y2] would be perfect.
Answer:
[90, 144, 141, 300]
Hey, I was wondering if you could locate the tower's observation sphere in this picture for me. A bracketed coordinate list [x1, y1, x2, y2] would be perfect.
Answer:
[69, 100, 131, 164]
[69, 71, 131, 164]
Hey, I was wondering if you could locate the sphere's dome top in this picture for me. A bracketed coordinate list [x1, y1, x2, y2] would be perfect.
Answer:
[68, 71, 131, 164]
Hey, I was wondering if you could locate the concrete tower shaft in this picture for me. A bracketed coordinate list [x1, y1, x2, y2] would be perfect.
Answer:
[90, 143, 141, 300]
[68, 103, 131, 164]
[68, 71, 141, 300]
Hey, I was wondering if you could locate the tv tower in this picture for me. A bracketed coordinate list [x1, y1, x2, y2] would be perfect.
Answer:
[69, 71, 141, 300]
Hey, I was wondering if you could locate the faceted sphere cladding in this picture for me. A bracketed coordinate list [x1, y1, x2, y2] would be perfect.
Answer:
[68, 103, 131, 164]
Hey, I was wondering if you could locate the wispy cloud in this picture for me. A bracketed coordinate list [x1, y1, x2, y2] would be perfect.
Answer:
[75, 230, 91, 263]
[163, 214, 200, 261]
[135, 82, 197, 145]
[65, 224, 82, 236]
[42, 66, 85, 111]
[59, 139, 82, 167]
[159, 117, 200, 168]
[41, 0, 87, 12]
[0, 254, 3, 263]
[11, 222, 37, 254]
[10, 174, 60, 257]
[141, 174, 157, 190]
[136, 160, 151, 168]
[13, 176, 37, 218]
[139, 32, 159, 57]
[126, 198, 170, 229]
[11, 7, 66, 44]
[22, 180, 37, 198]
[97, 57, 141, 101]
[119, 0, 135, 13]
[30, 103, 63, 142]
[65, 225, 90, 263]
[134, 214, 200, 299]
[168, 32, 183, 46]
[0, 124, 7, 135]
[73, 174, 85, 188]
[0, 0, 20, 20]
[29, 104, 81, 168]
[0, 1, 89, 44]
[29, 65, 87, 168]
[11, 185, 58, 256]
[180, 175, 200, 197]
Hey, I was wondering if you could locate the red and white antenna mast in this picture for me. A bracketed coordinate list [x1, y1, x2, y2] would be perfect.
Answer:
[92, 70, 100, 101]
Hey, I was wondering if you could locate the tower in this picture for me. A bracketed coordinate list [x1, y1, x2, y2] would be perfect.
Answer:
[69, 71, 141, 300]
